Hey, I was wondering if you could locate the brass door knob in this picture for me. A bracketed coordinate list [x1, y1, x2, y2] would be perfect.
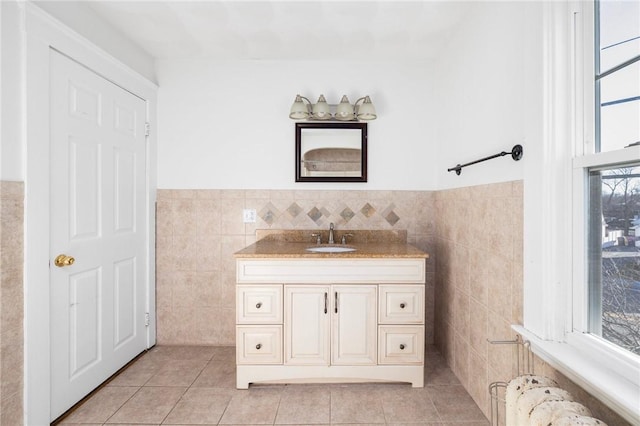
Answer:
[54, 254, 75, 267]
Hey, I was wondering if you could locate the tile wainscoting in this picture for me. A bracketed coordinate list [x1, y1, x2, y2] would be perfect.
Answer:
[156, 189, 436, 346]
[434, 181, 523, 419]
[0, 181, 24, 425]
[434, 180, 630, 425]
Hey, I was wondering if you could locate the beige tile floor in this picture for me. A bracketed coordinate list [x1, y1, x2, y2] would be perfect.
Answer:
[56, 345, 489, 426]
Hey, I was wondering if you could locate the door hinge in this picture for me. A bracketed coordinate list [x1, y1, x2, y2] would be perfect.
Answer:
[144, 312, 150, 327]
[144, 122, 150, 137]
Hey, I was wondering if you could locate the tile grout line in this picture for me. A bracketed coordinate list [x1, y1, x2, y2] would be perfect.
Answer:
[271, 385, 284, 425]
[159, 385, 190, 425]
[102, 385, 145, 425]
[150, 349, 213, 425]
[329, 389, 332, 425]
[209, 353, 233, 426]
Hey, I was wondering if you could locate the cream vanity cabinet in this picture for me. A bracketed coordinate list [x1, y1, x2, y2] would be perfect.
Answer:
[285, 285, 377, 366]
[235, 258, 426, 389]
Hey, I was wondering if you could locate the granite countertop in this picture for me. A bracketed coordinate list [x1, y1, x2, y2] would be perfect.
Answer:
[234, 229, 429, 259]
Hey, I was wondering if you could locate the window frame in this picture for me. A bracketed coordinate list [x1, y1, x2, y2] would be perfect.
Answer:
[519, 1, 640, 423]
[572, 152, 640, 379]
[572, 0, 640, 367]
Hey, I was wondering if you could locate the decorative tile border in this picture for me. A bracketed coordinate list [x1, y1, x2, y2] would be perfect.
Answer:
[256, 200, 404, 228]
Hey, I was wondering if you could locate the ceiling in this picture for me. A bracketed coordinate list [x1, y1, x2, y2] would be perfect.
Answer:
[83, 1, 473, 61]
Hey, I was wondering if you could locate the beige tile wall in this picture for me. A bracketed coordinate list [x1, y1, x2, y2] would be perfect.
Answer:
[0, 181, 24, 425]
[433, 180, 630, 426]
[155, 189, 436, 346]
[434, 181, 523, 419]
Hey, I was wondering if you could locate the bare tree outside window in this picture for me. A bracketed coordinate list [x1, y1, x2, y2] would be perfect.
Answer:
[595, 166, 640, 355]
[589, 0, 640, 356]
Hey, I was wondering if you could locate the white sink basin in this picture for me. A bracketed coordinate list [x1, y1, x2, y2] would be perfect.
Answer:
[306, 246, 356, 253]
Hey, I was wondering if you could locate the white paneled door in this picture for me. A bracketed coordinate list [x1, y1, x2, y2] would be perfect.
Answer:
[49, 50, 148, 420]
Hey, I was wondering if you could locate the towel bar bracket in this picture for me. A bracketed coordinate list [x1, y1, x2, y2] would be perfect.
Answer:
[511, 144, 524, 161]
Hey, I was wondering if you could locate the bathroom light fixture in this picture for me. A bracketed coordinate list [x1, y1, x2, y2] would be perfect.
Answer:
[289, 94, 377, 121]
[312, 95, 331, 120]
[355, 96, 376, 120]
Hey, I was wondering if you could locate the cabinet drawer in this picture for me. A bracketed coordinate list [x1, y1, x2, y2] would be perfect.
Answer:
[378, 325, 424, 365]
[378, 285, 424, 324]
[236, 325, 283, 364]
[237, 285, 283, 324]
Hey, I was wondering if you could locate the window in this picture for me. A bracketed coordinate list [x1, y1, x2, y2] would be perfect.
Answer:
[587, 165, 640, 355]
[519, 2, 640, 421]
[595, 0, 640, 152]
[595, 0, 640, 153]
[583, 0, 640, 357]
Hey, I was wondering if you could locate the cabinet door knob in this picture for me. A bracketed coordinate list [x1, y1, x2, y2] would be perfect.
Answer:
[400, 303, 406, 309]
[256, 302, 262, 309]
[256, 343, 262, 350]
[399, 344, 405, 350]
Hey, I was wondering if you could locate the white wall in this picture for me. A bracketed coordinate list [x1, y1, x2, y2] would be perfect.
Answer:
[1, 1, 157, 182]
[19, 1, 538, 192]
[434, 1, 537, 190]
[155, 2, 538, 192]
[33, 1, 156, 83]
[1, 1, 25, 181]
[156, 59, 437, 190]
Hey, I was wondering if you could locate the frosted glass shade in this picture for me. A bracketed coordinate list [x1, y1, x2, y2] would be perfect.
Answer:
[289, 95, 310, 119]
[356, 96, 377, 120]
[312, 95, 332, 120]
[335, 95, 355, 121]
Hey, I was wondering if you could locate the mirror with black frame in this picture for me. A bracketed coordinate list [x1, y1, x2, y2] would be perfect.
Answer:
[295, 122, 367, 182]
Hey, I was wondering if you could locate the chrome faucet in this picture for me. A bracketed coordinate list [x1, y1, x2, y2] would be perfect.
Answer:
[328, 222, 335, 244]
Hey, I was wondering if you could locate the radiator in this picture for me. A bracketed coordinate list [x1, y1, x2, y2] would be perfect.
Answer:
[502, 374, 608, 425]
[505, 375, 559, 425]
[489, 337, 609, 425]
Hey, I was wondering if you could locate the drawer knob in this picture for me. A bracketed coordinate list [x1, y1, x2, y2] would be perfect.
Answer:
[256, 343, 262, 350]
[256, 302, 262, 309]
[399, 344, 406, 350]
[400, 303, 406, 309]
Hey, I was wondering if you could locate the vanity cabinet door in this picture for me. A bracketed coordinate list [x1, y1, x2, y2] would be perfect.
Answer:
[285, 285, 331, 365]
[332, 285, 377, 365]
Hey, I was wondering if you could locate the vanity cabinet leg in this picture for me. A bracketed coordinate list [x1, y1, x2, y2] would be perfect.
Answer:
[236, 374, 250, 389]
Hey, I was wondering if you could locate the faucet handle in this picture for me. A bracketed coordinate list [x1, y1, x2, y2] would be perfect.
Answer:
[311, 233, 322, 244]
[341, 233, 354, 244]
